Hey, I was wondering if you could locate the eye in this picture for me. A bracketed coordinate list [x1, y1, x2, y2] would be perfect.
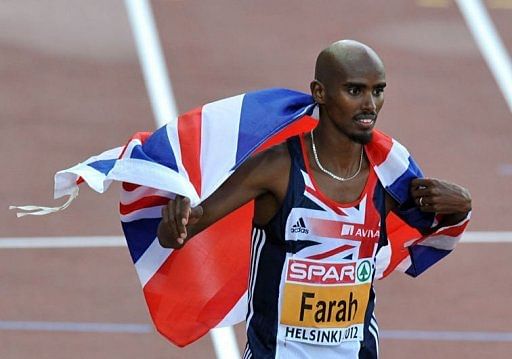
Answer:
[373, 87, 385, 96]
[347, 86, 362, 96]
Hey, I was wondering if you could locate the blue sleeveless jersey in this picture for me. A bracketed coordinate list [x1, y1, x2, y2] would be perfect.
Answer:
[243, 135, 388, 359]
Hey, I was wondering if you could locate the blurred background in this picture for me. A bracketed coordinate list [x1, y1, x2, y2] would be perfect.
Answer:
[1, 0, 511, 358]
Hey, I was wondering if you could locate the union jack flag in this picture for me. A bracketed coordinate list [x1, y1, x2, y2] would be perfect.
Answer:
[14, 88, 469, 346]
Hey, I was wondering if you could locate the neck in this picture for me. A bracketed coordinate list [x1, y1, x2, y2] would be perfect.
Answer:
[310, 123, 364, 175]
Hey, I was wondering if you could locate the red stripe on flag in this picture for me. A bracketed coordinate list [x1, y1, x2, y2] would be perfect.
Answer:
[256, 115, 318, 153]
[119, 195, 170, 215]
[122, 182, 141, 192]
[178, 108, 202, 197]
[433, 220, 469, 237]
[365, 130, 393, 166]
[381, 212, 421, 278]
[143, 202, 253, 347]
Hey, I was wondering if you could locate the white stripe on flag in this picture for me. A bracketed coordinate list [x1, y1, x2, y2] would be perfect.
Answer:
[110, 158, 199, 204]
[166, 118, 190, 181]
[59, 165, 109, 195]
[120, 206, 164, 223]
[374, 139, 410, 188]
[418, 234, 461, 251]
[374, 241, 392, 280]
[395, 256, 412, 273]
[200, 94, 244, 200]
[121, 138, 143, 160]
[135, 238, 172, 287]
[120, 186, 172, 204]
[53, 146, 123, 199]
[81, 147, 124, 164]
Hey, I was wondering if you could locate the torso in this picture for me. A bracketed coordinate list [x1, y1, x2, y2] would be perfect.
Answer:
[244, 134, 384, 359]
[253, 134, 394, 226]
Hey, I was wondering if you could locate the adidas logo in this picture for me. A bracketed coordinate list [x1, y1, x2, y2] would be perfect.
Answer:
[291, 217, 309, 234]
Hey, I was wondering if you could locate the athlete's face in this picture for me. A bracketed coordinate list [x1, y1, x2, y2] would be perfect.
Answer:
[312, 58, 386, 144]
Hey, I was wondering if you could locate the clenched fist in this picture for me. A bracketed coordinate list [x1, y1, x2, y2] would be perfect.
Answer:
[410, 178, 472, 214]
[157, 195, 203, 248]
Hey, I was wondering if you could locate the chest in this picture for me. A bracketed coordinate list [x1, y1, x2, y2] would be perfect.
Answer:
[283, 164, 382, 262]
[310, 165, 370, 204]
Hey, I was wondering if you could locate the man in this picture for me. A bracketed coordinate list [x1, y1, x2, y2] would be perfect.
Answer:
[158, 40, 471, 358]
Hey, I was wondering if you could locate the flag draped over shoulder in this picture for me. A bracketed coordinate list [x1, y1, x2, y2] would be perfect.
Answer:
[17, 88, 469, 347]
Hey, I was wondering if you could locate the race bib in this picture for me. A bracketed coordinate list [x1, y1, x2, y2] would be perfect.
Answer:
[280, 258, 373, 345]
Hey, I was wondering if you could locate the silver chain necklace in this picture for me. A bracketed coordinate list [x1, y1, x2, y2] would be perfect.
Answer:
[310, 130, 364, 182]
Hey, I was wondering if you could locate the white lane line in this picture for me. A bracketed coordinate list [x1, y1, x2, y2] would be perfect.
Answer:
[382, 330, 512, 342]
[461, 231, 512, 242]
[0, 321, 153, 333]
[124, 1, 240, 357]
[455, 0, 512, 112]
[1, 232, 511, 249]
[2, 321, 511, 343]
[210, 326, 242, 358]
[0, 236, 126, 248]
[124, 0, 178, 127]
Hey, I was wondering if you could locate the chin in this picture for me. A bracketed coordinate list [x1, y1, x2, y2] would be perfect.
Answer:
[350, 131, 373, 145]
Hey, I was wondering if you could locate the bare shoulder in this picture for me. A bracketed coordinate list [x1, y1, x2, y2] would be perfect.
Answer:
[241, 142, 291, 191]
[195, 141, 291, 232]
[203, 141, 291, 201]
[252, 142, 290, 169]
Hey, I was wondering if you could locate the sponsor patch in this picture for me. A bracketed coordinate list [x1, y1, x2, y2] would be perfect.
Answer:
[284, 325, 362, 346]
[291, 217, 309, 234]
[281, 258, 373, 344]
[286, 259, 356, 285]
[357, 260, 372, 282]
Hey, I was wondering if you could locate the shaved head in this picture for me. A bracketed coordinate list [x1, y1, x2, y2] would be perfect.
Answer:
[314, 40, 385, 90]
[310, 40, 387, 144]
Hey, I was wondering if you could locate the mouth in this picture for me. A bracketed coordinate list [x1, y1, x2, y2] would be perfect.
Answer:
[353, 116, 376, 130]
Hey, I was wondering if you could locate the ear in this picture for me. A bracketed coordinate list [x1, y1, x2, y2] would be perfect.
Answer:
[310, 80, 326, 105]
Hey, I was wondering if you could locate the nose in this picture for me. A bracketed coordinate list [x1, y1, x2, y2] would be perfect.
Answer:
[361, 92, 376, 112]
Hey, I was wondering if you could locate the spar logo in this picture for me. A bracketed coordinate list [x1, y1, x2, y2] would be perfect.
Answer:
[341, 224, 380, 240]
[356, 260, 372, 282]
[287, 259, 356, 285]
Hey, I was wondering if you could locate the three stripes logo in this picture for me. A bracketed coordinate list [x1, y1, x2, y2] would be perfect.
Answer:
[291, 217, 309, 234]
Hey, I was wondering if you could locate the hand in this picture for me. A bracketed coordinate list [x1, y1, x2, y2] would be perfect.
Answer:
[410, 178, 472, 214]
[158, 195, 203, 248]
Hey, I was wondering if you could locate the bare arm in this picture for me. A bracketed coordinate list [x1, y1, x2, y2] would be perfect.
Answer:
[157, 144, 290, 248]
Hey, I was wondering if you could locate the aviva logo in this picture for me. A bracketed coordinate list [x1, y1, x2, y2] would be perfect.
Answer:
[291, 217, 309, 234]
[341, 224, 379, 240]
